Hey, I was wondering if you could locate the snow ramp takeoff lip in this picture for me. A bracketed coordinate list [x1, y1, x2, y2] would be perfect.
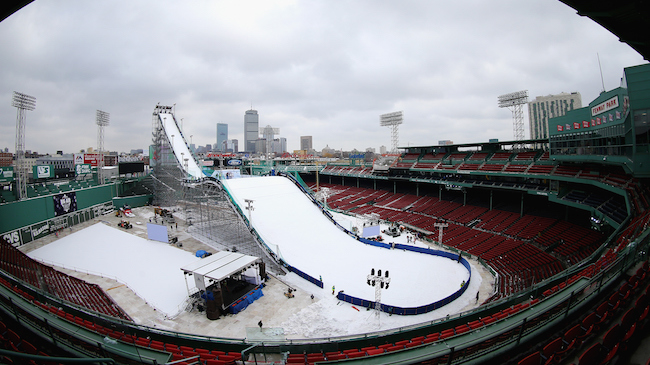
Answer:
[221, 175, 474, 310]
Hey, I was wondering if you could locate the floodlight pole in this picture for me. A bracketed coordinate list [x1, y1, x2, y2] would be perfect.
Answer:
[380, 111, 404, 153]
[96, 110, 110, 185]
[181, 152, 187, 178]
[433, 222, 448, 245]
[498, 90, 528, 151]
[244, 199, 255, 226]
[12, 91, 36, 200]
[367, 268, 390, 323]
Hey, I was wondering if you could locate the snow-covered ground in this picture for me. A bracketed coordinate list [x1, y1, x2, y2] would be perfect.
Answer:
[27, 175, 494, 337]
[223, 176, 471, 308]
[28, 223, 198, 318]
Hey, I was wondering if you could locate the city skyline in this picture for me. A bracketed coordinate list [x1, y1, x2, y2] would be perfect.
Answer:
[0, 1, 645, 155]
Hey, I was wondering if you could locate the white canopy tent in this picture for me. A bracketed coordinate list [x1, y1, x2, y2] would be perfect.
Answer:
[180, 251, 262, 296]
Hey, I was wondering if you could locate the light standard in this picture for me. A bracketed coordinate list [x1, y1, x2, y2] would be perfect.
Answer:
[12, 91, 36, 200]
[434, 221, 448, 245]
[244, 199, 254, 226]
[367, 268, 390, 323]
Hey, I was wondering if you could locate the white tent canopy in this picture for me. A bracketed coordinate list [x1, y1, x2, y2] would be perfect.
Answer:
[181, 251, 262, 293]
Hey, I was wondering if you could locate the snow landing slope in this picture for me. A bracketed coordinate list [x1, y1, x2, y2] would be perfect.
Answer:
[222, 175, 470, 308]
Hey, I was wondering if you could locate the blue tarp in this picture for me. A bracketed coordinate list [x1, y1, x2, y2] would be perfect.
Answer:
[195, 250, 208, 258]
[229, 286, 264, 314]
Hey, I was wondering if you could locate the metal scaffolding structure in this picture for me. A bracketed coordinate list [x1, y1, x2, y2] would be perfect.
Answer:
[181, 181, 283, 274]
[150, 104, 283, 274]
[151, 104, 185, 207]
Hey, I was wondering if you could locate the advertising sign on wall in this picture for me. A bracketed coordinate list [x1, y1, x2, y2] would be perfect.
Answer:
[75, 164, 92, 176]
[0, 166, 13, 183]
[53, 192, 78, 216]
[591, 95, 619, 117]
[33, 165, 54, 179]
[2, 230, 22, 247]
[31, 221, 51, 241]
[74, 153, 101, 167]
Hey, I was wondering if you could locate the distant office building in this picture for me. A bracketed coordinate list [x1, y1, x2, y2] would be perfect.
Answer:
[226, 139, 238, 153]
[379, 146, 387, 155]
[216, 123, 228, 152]
[244, 110, 259, 153]
[0, 152, 12, 167]
[36, 154, 74, 170]
[300, 136, 313, 151]
[271, 138, 287, 154]
[254, 139, 266, 154]
[528, 92, 582, 139]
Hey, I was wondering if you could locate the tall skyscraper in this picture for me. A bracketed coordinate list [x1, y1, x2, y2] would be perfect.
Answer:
[244, 109, 259, 153]
[528, 92, 582, 139]
[216, 123, 228, 152]
[300, 136, 313, 152]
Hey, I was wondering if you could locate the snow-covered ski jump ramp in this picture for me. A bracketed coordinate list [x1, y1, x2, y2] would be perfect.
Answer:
[222, 175, 475, 315]
[157, 111, 205, 179]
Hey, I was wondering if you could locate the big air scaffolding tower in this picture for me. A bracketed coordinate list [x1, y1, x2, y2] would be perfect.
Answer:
[151, 104, 185, 207]
[150, 104, 283, 273]
[181, 180, 283, 274]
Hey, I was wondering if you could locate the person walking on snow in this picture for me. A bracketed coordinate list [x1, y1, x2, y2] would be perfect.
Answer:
[332, 285, 335, 295]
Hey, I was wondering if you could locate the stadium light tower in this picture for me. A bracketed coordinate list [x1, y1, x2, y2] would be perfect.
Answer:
[380, 111, 403, 153]
[433, 221, 448, 245]
[367, 268, 390, 322]
[498, 90, 528, 150]
[244, 199, 255, 226]
[96, 110, 110, 185]
[12, 91, 36, 200]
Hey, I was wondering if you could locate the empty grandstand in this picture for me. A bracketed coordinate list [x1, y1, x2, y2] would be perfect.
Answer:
[2, 6, 650, 365]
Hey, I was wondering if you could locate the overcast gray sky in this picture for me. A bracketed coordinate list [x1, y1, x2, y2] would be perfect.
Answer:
[0, 0, 645, 155]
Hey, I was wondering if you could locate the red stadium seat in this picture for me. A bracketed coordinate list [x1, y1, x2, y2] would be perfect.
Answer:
[541, 337, 562, 364]
[577, 343, 601, 365]
[517, 351, 540, 365]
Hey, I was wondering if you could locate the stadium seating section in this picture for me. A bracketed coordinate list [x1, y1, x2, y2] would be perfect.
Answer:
[309, 181, 606, 300]
[0, 240, 131, 320]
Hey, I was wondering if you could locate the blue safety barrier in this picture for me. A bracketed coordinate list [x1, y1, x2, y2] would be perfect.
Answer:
[287, 265, 324, 288]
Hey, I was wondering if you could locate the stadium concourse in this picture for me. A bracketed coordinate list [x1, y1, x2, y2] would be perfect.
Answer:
[19, 182, 494, 340]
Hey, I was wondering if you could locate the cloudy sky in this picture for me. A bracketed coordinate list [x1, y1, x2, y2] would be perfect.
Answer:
[0, 0, 645, 155]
